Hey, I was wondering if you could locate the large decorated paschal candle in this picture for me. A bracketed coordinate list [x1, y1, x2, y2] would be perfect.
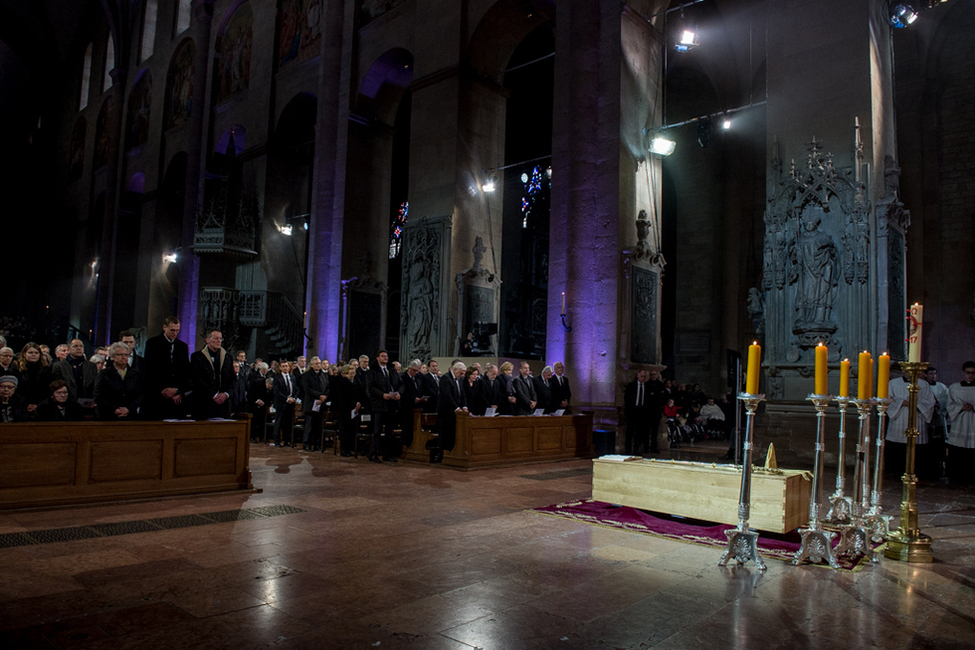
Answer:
[877, 352, 891, 399]
[908, 303, 923, 363]
[858, 351, 871, 400]
[839, 358, 850, 398]
[815, 342, 828, 395]
[746, 341, 761, 394]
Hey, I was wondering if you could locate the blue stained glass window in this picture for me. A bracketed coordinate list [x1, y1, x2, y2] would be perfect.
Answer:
[389, 201, 409, 258]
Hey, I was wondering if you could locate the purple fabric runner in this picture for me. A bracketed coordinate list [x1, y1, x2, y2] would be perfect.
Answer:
[533, 499, 881, 571]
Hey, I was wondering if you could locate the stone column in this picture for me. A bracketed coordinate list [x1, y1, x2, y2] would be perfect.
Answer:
[547, 0, 625, 422]
[305, 0, 352, 362]
[176, 0, 215, 347]
[94, 66, 126, 344]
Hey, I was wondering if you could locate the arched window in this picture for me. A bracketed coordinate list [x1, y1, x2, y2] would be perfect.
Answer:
[175, 0, 192, 35]
[141, 0, 158, 62]
[103, 35, 115, 91]
[79, 42, 93, 110]
[389, 201, 409, 259]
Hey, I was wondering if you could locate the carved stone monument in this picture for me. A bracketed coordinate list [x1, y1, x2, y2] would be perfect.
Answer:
[455, 236, 500, 356]
[622, 211, 665, 366]
[400, 215, 452, 362]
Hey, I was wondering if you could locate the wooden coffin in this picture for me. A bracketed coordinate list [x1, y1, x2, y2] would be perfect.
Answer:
[592, 458, 810, 534]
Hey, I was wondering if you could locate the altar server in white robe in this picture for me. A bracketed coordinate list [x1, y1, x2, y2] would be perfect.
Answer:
[947, 361, 975, 485]
[886, 373, 937, 480]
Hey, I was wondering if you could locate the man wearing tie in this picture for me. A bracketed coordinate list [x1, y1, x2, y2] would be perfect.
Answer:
[624, 369, 651, 456]
[142, 317, 190, 420]
[434, 361, 469, 463]
[400, 359, 427, 448]
[552, 361, 571, 413]
[366, 349, 402, 463]
[189, 330, 235, 419]
[533, 365, 556, 413]
[300, 356, 329, 451]
[511, 361, 537, 415]
[271, 360, 300, 446]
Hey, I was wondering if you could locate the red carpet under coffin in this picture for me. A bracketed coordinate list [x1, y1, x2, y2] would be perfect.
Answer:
[533, 499, 882, 571]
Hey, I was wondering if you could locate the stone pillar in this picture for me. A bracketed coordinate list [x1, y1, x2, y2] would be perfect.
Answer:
[94, 66, 126, 344]
[761, 0, 905, 465]
[548, 0, 625, 423]
[176, 0, 215, 347]
[306, 0, 352, 362]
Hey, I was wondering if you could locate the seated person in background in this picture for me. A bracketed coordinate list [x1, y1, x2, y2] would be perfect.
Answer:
[95, 342, 143, 420]
[36, 379, 83, 422]
[0, 375, 27, 422]
[700, 397, 725, 428]
[663, 398, 681, 420]
[0, 347, 19, 378]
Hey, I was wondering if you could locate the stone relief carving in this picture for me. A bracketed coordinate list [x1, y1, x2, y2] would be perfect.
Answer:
[402, 223, 441, 362]
[788, 206, 838, 328]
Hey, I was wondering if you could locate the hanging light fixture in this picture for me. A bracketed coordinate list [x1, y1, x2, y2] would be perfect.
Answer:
[650, 134, 677, 157]
[888, 3, 919, 27]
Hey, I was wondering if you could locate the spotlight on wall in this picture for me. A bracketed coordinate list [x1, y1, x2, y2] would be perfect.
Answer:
[278, 223, 293, 236]
[675, 29, 700, 53]
[481, 174, 497, 193]
[889, 4, 919, 27]
[163, 252, 178, 264]
[722, 119, 732, 130]
[650, 135, 677, 157]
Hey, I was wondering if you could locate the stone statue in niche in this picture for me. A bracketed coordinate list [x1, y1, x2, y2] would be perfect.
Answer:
[635, 210, 651, 255]
[472, 235, 485, 273]
[789, 205, 838, 328]
[747, 287, 765, 335]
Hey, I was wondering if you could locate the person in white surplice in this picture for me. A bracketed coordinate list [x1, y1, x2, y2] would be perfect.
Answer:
[947, 361, 975, 485]
[885, 373, 937, 480]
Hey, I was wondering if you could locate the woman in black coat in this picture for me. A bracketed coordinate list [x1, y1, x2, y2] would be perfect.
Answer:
[36, 379, 84, 422]
[94, 342, 143, 419]
[332, 365, 361, 457]
[14, 342, 52, 418]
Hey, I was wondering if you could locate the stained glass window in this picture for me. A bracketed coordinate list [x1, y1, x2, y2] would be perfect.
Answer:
[388, 201, 409, 259]
[521, 165, 548, 228]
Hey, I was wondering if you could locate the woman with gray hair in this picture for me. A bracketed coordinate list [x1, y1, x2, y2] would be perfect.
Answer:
[94, 342, 143, 419]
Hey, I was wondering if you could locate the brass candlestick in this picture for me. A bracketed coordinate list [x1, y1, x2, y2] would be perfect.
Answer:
[885, 361, 934, 562]
[834, 397, 877, 562]
[827, 396, 853, 523]
[866, 398, 894, 542]
[793, 394, 840, 568]
[719, 393, 767, 571]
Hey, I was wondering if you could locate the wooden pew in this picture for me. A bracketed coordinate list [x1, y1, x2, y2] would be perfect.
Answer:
[0, 418, 256, 509]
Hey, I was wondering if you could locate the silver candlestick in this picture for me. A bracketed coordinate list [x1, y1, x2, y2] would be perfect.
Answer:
[866, 398, 894, 542]
[719, 393, 767, 571]
[793, 394, 841, 568]
[827, 396, 853, 523]
[834, 397, 877, 562]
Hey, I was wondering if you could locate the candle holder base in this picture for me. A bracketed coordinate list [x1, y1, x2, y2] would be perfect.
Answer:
[827, 493, 853, 524]
[884, 529, 933, 563]
[719, 527, 767, 571]
[834, 524, 876, 563]
[792, 527, 840, 569]
[865, 508, 893, 543]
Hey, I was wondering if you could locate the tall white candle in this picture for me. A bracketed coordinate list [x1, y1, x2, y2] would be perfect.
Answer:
[908, 303, 923, 363]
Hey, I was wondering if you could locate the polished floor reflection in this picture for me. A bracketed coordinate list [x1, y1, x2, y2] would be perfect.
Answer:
[0, 443, 972, 649]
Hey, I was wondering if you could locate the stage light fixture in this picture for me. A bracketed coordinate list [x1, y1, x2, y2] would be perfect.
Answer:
[650, 136, 677, 157]
[163, 252, 178, 264]
[889, 4, 918, 27]
[722, 119, 732, 130]
[675, 29, 700, 53]
[481, 176, 497, 193]
[278, 223, 293, 236]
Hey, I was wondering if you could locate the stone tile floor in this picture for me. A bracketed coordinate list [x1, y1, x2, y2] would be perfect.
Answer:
[0, 442, 972, 649]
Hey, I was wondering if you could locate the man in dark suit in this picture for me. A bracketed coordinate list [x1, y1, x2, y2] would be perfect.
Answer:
[230, 361, 248, 415]
[189, 329, 236, 419]
[271, 360, 299, 446]
[552, 361, 572, 413]
[50, 338, 99, 403]
[248, 362, 272, 442]
[434, 361, 468, 462]
[400, 359, 427, 448]
[120, 330, 146, 376]
[300, 356, 329, 451]
[94, 342, 143, 420]
[366, 349, 402, 463]
[624, 369, 665, 455]
[533, 365, 556, 414]
[511, 362, 538, 415]
[479, 364, 502, 414]
[142, 317, 191, 420]
[422, 359, 441, 413]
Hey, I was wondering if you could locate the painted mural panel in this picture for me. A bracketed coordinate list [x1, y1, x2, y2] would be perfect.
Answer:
[215, 3, 253, 103]
[164, 39, 195, 130]
[126, 71, 152, 150]
[277, 0, 321, 70]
